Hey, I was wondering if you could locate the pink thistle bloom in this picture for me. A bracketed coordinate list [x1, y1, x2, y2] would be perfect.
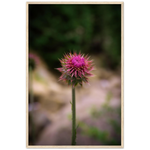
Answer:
[57, 52, 94, 86]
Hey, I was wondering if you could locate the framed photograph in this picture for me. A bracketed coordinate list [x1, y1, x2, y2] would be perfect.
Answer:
[26, 2, 124, 148]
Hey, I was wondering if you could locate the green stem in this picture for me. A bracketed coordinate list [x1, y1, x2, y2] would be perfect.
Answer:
[71, 85, 76, 145]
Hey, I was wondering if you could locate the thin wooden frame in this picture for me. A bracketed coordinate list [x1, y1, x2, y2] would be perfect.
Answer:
[23, 0, 124, 148]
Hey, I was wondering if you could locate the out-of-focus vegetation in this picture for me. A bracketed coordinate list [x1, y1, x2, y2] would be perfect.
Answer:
[29, 4, 121, 71]
[79, 92, 121, 145]
[80, 122, 121, 145]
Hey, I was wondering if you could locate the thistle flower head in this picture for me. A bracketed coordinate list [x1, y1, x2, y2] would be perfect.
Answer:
[57, 52, 94, 86]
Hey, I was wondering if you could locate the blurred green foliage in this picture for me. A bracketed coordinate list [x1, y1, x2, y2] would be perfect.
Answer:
[80, 122, 121, 145]
[80, 122, 109, 144]
[87, 91, 121, 145]
[29, 4, 121, 71]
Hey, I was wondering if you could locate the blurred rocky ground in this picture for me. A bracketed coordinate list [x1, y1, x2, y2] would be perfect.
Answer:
[28, 53, 121, 145]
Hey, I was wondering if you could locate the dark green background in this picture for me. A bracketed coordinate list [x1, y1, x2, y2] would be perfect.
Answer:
[29, 4, 121, 71]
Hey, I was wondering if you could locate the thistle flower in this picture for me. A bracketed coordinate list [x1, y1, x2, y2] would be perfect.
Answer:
[57, 52, 94, 86]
